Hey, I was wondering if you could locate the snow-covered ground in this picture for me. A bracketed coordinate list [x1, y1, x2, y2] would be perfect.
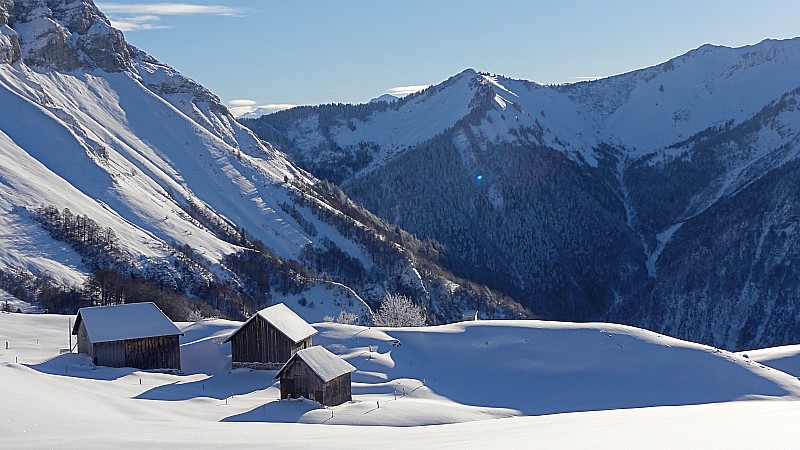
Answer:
[740, 345, 800, 379]
[2, 312, 800, 448]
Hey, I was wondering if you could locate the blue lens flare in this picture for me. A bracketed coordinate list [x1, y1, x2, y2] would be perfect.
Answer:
[475, 175, 483, 182]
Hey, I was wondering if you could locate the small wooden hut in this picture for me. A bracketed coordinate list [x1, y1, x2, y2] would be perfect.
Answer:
[275, 346, 356, 406]
[462, 310, 479, 321]
[224, 303, 317, 369]
[72, 302, 183, 370]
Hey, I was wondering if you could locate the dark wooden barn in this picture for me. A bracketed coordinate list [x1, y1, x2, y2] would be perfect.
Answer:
[275, 345, 356, 406]
[72, 302, 183, 370]
[223, 303, 317, 369]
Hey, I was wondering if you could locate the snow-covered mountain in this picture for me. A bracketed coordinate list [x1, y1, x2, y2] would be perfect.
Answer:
[243, 37, 800, 350]
[0, 0, 528, 323]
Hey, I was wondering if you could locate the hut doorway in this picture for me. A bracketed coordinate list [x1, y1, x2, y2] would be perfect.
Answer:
[280, 378, 294, 399]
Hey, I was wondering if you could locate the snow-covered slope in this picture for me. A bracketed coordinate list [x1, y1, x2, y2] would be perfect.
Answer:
[0, 1, 290, 276]
[0, 5, 303, 275]
[246, 37, 800, 349]
[583, 40, 800, 151]
[740, 345, 800, 378]
[3, 312, 800, 448]
[0, 0, 527, 323]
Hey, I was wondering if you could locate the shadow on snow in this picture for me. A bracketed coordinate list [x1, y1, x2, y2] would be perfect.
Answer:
[135, 369, 277, 401]
[221, 398, 322, 423]
[316, 323, 797, 417]
[25, 353, 137, 381]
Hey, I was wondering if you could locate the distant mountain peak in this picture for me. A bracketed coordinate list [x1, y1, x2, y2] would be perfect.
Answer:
[369, 93, 399, 104]
[456, 67, 479, 77]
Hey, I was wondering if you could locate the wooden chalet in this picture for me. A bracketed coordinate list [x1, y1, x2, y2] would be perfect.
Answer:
[462, 310, 479, 321]
[72, 302, 182, 370]
[224, 303, 317, 370]
[275, 345, 356, 406]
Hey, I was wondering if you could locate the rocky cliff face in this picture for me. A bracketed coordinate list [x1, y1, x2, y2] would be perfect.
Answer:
[244, 38, 800, 349]
[7, 0, 130, 71]
[0, 0, 21, 64]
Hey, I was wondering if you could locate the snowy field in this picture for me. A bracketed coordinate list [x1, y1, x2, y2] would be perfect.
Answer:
[2, 312, 800, 448]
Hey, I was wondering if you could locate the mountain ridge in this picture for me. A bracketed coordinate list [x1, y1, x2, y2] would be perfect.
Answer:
[243, 36, 800, 349]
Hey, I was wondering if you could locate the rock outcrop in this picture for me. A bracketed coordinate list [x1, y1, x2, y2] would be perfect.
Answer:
[8, 0, 130, 71]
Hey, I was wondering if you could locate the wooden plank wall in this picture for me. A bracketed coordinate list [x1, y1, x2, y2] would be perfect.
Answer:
[94, 341, 125, 367]
[265, 320, 295, 363]
[323, 373, 352, 406]
[231, 316, 312, 365]
[230, 316, 264, 363]
[86, 336, 180, 369]
[124, 335, 181, 370]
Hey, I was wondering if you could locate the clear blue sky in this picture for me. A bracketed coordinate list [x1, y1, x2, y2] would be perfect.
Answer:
[97, 1, 800, 115]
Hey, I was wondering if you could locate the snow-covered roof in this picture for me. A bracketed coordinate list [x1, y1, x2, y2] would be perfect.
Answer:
[275, 346, 356, 383]
[223, 303, 317, 344]
[72, 302, 183, 343]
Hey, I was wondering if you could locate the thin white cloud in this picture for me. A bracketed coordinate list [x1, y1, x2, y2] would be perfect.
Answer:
[97, 3, 242, 16]
[386, 84, 429, 97]
[227, 99, 258, 107]
[98, 3, 243, 32]
[109, 15, 168, 31]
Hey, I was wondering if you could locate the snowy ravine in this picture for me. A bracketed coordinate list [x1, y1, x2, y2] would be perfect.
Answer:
[246, 38, 800, 350]
[0, 0, 527, 323]
[2, 312, 800, 448]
